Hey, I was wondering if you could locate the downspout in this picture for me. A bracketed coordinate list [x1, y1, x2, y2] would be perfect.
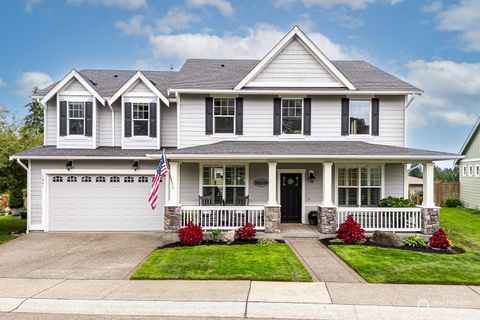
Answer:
[16, 158, 28, 171]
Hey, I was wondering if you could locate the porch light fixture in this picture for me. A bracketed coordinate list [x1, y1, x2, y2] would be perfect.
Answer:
[66, 160, 73, 171]
[309, 170, 315, 183]
[133, 160, 139, 171]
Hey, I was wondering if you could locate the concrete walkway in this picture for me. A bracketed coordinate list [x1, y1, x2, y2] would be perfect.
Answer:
[287, 238, 364, 283]
[1, 278, 480, 319]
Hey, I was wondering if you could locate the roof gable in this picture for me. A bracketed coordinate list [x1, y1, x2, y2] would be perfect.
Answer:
[235, 26, 356, 90]
[459, 117, 480, 156]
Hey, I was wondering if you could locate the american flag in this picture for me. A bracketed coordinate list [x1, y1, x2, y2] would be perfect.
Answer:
[148, 152, 168, 209]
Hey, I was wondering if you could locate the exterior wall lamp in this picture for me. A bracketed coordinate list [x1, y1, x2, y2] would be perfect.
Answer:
[133, 160, 139, 171]
[309, 170, 315, 183]
[66, 160, 73, 171]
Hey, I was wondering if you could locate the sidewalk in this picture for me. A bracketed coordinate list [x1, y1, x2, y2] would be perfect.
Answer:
[1, 278, 480, 319]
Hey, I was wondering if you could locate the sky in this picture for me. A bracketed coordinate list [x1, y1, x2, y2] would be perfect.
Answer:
[0, 0, 479, 166]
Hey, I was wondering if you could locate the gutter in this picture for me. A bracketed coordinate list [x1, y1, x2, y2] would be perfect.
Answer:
[11, 155, 151, 160]
[168, 89, 424, 95]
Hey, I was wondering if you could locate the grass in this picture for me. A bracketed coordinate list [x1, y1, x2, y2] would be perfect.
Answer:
[328, 207, 480, 284]
[0, 216, 27, 245]
[131, 242, 312, 281]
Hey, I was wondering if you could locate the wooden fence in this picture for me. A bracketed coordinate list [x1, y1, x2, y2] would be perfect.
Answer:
[435, 182, 460, 206]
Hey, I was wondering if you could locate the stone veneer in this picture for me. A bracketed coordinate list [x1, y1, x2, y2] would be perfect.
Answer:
[164, 206, 181, 233]
[318, 207, 337, 234]
[265, 206, 282, 233]
[421, 207, 440, 235]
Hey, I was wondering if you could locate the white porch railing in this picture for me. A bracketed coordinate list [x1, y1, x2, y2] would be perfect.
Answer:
[337, 207, 422, 232]
[181, 206, 265, 230]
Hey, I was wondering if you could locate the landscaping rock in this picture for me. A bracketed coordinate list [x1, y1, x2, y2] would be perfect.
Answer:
[371, 231, 403, 247]
[222, 230, 235, 244]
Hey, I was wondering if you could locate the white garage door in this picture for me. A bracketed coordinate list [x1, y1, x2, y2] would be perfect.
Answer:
[48, 174, 165, 231]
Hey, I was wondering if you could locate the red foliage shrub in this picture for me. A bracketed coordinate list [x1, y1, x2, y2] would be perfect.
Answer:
[178, 221, 204, 246]
[336, 215, 365, 244]
[236, 223, 256, 240]
[428, 228, 451, 250]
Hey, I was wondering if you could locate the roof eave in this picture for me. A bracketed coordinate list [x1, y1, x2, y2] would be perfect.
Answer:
[168, 88, 423, 95]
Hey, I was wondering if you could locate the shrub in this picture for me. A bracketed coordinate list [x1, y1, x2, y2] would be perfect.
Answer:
[428, 229, 451, 250]
[336, 215, 365, 244]
[222, 230, 235, 244]
[258, 237, 276, 245]
[445, 197, 462, 208]
[402, 235, 427, 248]
[178, 221, 204, 246]
[236, 223, 256, 240]
[207, 229, 221, 242]
[8, 190, 24, 209]
[379, 196, 416, 208]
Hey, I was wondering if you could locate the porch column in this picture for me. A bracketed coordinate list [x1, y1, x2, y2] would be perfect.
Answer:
[403, 163, 409, 199]
[422, 162, 435, 207]
[321, 162, 334, 207]
[167, 161, 179, 205]
[267, 161, 277, 206]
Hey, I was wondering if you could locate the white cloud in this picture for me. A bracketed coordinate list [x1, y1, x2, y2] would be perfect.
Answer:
[429, 0, 480, 51]
[148, 23, 363, 61]
[24, 0, 40, 12]
[0, 78, 5, 88]
[334, 9, 364, 28]
[154, 9, 201, 34]
[187, 0, 234, 16]
[15, 71, 53, 98]
[66, 0, 147, 9]
[273, 0, 402, 10]
[115, 15, 145, 35]
[405, 60, 480, 128]
[271, 0, 297, 9]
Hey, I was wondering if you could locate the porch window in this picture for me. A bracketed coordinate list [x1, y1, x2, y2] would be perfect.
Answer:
[349, 100, 371, 135]
[282, 98, 303, 134]
[68, 102, 85, 135]
[132, 103, 149, 136]
[338, 165, 382, 207]
[213, 98, 235, 134]
[202, 165, 245, 205]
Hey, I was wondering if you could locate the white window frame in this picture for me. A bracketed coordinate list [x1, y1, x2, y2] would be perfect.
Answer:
[476, 164, 480, 178]
[200, 164, 248, 205]
[281, 98, 303, 136]
[349, 99, 372, 136]
[463, 165, 467, 177]
[67, 101, 86, 136]
[468, 165, 473, 177]
[336, 164, 383, 207]
[213, 97, 236, 135]
[132, 102, 150, 137]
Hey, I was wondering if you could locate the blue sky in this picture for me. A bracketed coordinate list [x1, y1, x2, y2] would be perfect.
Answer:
[0, 0, 479, 164]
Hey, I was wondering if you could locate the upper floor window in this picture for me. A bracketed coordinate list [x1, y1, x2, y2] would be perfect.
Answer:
[349, 100, 371, 135]
[213, 98, 235, 134]
[132, 103, 149, 136]
[282, 98, 303, 135]
[68, 102, 85, 135]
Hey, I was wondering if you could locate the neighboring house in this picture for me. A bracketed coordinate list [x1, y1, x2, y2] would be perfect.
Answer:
[12, 26, 460, 234]
[457, 117, 480, 209]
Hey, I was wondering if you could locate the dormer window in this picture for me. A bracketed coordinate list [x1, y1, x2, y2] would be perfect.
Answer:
[282, 98, 303, 135]
[68, 102, 85, 135]
[213, 98, 235, 134]
[132, 103, 149, 136]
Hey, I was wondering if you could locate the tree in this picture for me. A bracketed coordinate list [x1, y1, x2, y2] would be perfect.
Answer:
[20, 100, 43, 136]
[434, 166, 459, 182]
[409, 163, 423, 179]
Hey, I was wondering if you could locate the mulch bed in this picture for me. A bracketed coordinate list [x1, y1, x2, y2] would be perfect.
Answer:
[159, 238, 285, 249]
[320, 238, 465, 255]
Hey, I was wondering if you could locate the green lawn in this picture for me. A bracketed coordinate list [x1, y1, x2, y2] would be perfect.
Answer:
[131, 242, 312, 281]
[328, 207, 480, 284]
[0, 216, 27, 245]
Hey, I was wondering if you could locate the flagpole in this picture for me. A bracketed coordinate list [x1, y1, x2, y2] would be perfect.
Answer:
[164, 148, 174, 190]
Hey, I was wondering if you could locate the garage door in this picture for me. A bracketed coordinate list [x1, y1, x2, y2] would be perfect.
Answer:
[48, 174, 165, 231]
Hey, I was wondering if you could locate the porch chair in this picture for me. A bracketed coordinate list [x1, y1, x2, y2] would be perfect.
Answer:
[198, 195, 214, 227]
[234, 195, 250, 225]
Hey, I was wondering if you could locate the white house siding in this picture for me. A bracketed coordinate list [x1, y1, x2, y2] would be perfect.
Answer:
[384, 163, 404, 198]
[247, 38, 340, 86]
[180, 162, 199, 205]
[98, 103, 112, 146]
[29, 159, 164, 231]
[249, 163, 269, 205]
[113, 101, 122, 147]
[62, 79, 89, 94]
[178, 94, 406, 148]
[161, 103, 177, 147]
[45, 97, 57, 145]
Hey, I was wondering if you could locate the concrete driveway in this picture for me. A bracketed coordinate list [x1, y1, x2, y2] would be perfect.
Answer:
[0, 233, 162, 280]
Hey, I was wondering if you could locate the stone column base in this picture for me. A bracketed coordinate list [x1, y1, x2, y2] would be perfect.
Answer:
[164, 206, 181, 233]
[421, 206, 440, 235]
[318, 206, 337, 234]
[265, 206, 281, 233]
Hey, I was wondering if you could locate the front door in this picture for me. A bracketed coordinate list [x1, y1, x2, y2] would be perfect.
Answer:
[280, 173, 302, 223]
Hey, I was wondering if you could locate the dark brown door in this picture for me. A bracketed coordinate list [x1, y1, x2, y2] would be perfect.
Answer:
[280, 173, 302, 223]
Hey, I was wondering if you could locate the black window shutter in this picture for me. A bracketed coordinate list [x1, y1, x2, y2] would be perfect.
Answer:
[124, 102, 132, 138]
[303, 98, 311, 135]
[149, 102, 157, 138]
[372, 98, 379, 136]
[273, 98, 281, 135]
[59, 101, 67, 136]
[235, 97, 243, 135]
[85, 101, 93, 137]
[341, 98, 349, 136]
[205, 97, 213, 135]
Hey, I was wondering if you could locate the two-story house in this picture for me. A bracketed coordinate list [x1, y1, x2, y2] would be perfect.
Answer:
[13, 26, 460, 234]
[457, 117, 480, 209]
